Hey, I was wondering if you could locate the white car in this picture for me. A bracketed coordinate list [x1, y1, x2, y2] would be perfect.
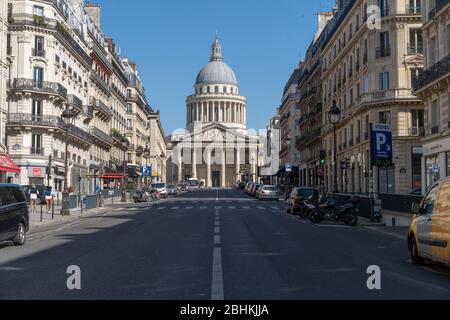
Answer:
[151, 183, 168, 199]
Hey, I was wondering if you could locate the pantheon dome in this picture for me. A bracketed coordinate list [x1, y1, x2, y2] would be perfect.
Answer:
[186, 38, 247, 130]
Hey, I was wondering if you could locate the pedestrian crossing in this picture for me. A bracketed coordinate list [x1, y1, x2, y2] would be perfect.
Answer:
[145, 201, 285, 213]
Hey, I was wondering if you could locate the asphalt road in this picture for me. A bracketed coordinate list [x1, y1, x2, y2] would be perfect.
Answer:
[0, 189, 449, 300]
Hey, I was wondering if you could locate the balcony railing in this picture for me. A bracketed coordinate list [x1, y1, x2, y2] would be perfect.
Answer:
[68, 94, 83, 110]
[407, 5, 422, 14]
[111, 129, 127, 143]
[83, 105, 94, 118]
[428, 0, 450, 20]
[90, 97, 112, 118]
[32, 48, 46, 57]
[9, 78, 67, 98]
[360, 89, 416, 104]
[414, 54, 450, 91]
[7, 113, 93, 144]
[90, 71, 110, 93]
[91, 127, 113, 145]
[409, 127, 425, 137]
[376, 46, 391, 58]
[407, 43, 423, 54]
[31, 147, 44, 155]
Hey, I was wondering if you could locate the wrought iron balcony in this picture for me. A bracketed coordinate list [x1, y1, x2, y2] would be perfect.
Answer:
[90, 71, 110, 93]
[9, 78, 67, 98]
[7, 113, 93, 144]
[83, 105, 94, 118]
[407, 43, 423, 54]
[111, 129, 127, 143]
[32, 48, 46, 57]
[428, 0, 450, 20]
[68, 94, 83, 111]
[409, 127, 425, 137]
[407, 5, 422, 14]
[376, 46, 391, 58]
[89, 97, 112, 118]
[91, 127, 113, 145]
[30, 147, 44, 155]
[414, 54, 450, 91]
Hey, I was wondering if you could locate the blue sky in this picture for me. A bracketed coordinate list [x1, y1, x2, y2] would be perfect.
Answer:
[95, 0, 336, 135]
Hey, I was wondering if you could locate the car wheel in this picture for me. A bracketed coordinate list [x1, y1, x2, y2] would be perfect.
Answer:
[410, 236, 424, 266]
[12, 222, 26, 246]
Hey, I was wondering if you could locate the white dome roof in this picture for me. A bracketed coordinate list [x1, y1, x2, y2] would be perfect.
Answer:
[195, 61, 238, 86]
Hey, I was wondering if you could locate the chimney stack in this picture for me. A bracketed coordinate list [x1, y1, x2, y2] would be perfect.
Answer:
[85, 2, 101, 28]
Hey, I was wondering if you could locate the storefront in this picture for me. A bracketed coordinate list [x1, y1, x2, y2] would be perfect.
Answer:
[422, 137, 450, 194]
[0, 154, 21, 183]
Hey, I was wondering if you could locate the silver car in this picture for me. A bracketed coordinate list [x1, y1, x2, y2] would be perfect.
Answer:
[258, 185, 280, 201]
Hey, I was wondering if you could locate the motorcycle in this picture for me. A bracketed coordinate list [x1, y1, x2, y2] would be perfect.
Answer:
[133, 189, 152, 203]
[150, 188, 161, 201]
[308, 196, 360, 226]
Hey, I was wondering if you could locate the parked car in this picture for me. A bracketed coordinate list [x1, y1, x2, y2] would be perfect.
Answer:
[257, 185, 280, 200]
[410, 188, 423, 196]
[151, 183, 168, 199]
[408, 178, 450, 267]
[166, 184, 178, 196]
[286, 187, 320, 215]
[237, 182, 246, 190]
[251, 184, 262, 197]
[0, 184, 29, 246]
[245, 183, 254, 195]
[22, 185, 46, 204]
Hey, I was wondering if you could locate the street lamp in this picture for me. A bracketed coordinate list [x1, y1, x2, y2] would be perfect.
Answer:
[328, 100, 341, 194]
[61, 106, 74, 216]
[121, 137, 129, 202]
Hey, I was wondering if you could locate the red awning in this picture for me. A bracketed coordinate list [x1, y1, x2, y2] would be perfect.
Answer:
[103, 174, 127, 180]
[0, 155, 20, 173]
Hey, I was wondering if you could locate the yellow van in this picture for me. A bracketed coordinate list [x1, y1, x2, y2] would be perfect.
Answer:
[408, 178, 450, 266]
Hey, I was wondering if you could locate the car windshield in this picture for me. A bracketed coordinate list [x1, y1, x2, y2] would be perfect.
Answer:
[298, 189, 316, 198]
[166, 184, 175, 188]
[263, 187, 277, 191]
[152, 184, 165, 189]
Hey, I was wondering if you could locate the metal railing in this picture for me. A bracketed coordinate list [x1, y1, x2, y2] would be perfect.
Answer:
[89, 97, 112, 118]
[9, 78, 67, 98]
[68, 94, 83, 110]
[90, 72, 110, 93]
[414, 54, 450, 91]
[7, 113, 93, 143]
[408, 127, 425, 137]
[83, 105, 94, 118]
[428, 0, 450, 20]
[406, 5, 422, 14]
[32, 48, 46, 57]
[30, 147, 44, 155]
[376, 46, 391, 58]
[91, 127, 114, 145]
[407, 43, 423, 54]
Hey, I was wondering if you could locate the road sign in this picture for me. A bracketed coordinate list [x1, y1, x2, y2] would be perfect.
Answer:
[286, 163, 293, 173]
[370, 123, 393, 167]
[432, 163, 440, 173]
[142, 165, 152, 177]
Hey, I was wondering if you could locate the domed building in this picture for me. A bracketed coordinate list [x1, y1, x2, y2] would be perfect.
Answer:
[170, 38, 258, 187]
[186, 38, 247, 131]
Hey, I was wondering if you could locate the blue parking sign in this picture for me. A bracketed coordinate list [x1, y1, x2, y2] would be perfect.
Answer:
[142, 165, 152, 177]
[370, 123, 393, 167]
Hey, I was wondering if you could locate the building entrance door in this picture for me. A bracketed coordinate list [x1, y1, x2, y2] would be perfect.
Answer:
[212, 171, 221, 187]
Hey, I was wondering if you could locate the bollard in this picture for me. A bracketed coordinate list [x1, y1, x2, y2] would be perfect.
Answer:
[392, 217, 396, 227]
[40, 201, 43, 223]
[52, 198, 55, 220]
[57, 192, 60, 206]
[112, 192, 114, 204]
[80, 196, 83, 215]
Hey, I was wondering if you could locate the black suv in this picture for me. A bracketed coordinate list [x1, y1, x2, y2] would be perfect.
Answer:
[0, 184, 29, 246]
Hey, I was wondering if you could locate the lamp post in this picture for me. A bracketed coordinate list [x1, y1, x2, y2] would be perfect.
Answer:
[328, 101, 341, 194]
[144, 145, 150, 186]
[60, 106, 74, 216]
[121, 137, 129, 202]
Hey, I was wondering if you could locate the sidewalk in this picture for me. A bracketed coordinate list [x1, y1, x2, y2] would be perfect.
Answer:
[28, 195, 132, 228]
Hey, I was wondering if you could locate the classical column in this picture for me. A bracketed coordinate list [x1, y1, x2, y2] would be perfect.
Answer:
[235, 147, 241, 183]
[243, 105, 246, 125]
[206, 149, 212, 187]
[206, 102, 210, 122]
[221, 148, 226, 187]
[192, 146, 197, 179]
[177, 148, 183, 183]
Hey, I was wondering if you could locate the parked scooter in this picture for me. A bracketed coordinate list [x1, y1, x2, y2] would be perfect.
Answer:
[150, 188, 161, 201]
[307, 195, 360, 226]
[133, 189, 152, 203]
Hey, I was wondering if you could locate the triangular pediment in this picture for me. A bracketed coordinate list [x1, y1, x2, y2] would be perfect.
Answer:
[178, 123, 257, 143]
[404, 55, 424, 66]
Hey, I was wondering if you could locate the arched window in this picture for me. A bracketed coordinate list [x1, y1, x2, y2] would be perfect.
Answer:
[215, 86, 219, 93]
[223, 86, 227, 94]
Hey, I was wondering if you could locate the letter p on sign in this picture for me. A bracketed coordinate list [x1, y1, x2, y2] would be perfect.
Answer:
[376, 133, 386, 151]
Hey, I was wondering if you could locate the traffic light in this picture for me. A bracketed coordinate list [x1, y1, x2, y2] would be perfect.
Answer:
[319, 150, 326, 165]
